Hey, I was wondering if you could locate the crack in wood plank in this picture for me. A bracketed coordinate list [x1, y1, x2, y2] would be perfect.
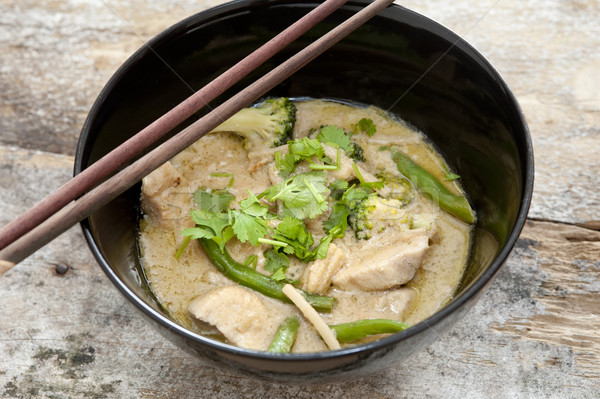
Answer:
[490, 220, 600, 379]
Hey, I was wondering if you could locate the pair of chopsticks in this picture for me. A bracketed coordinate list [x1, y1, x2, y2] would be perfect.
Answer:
[0, 0, 395, 275]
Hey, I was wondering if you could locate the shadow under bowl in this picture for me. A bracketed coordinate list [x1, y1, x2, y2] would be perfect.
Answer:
[74, 0, 533, 383]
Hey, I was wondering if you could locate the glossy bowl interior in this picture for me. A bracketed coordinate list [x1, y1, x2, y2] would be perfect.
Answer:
[74, 0, 533, 383]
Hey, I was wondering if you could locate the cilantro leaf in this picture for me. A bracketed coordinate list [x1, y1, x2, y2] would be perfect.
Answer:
[329, 179, 349, 191]
[313, 210, 347, 260]
[354, 118, 377, 137]
[275, 150, 297, 178]
[188, 208, 231, 237]
[341, 184, 371, 207]
[264, 249, 289, 274]
[214, 226, 235, 250]
[316, 125, 353, 152]
[187, 189, 236, 250]
[188, 188, 271, 249]
[288, 137, 324, 160]
[193, 189, 234, 213]
[261, 171, 329, 219]
[181, 226, 217, 241]
[230, 191, 271, 246]
[323, 203, 349, 235]
[183, 208, 234, 251]
[276, 137, 325, 177]
[328, 179, 349, 200]
[271, 216, 315, 260]
[312, 233, 335, 260]
[231, 210, 268, 246]
[270, 268, 288, 282]
[317, 126, 365, 162]
[239, 190, 269, 218]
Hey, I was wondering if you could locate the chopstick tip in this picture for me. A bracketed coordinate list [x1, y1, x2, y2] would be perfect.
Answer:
[0, 259, 16, 277]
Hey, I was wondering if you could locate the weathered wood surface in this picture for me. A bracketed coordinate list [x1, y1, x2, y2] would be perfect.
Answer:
[1, 0, 599, 397]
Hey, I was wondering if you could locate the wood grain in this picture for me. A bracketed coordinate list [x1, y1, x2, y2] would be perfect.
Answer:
[1, 0, 599, 397]
[0, 0, 350, 253]
[491, 220, 600, 380]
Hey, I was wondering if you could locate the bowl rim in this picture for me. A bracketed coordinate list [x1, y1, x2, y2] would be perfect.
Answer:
[75, 0, 534, 365]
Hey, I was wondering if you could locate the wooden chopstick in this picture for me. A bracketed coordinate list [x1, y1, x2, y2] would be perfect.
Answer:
[0, 0, 349, 251]
[0, 0, 395, 273]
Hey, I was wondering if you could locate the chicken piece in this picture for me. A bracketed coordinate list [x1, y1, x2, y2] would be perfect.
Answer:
[411, 212, 440, 243]
[267, 161, 284, 186]
[247, 145, 280, 174]
[333, 230, 429, 291]
[331, 287, 417, 321]
[141, 161, 184, 226]
[301, 243, 346, 294]
[188, 286, 272, 350]
[322, 144, 378, 182]
[371, 287, 416, 317]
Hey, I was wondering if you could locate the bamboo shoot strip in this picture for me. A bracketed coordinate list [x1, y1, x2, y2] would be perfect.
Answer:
[0, 0, 396, 271]
[282, 284, 341, 350]
[0, 0, 349, 251]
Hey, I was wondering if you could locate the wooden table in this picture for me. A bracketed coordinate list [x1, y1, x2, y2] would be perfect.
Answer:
[1, 1, 598, 397]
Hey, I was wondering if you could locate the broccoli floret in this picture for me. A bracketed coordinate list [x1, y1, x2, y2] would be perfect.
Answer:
[376, 173, 414, 205]
[210, 97, 296, 150]
[347, 142, 365, 162]
[348, 188, 413, 240]
[348, 193, 378, 240]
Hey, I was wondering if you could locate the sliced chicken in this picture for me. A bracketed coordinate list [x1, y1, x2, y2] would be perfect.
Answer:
[371, 287, 417, 317]
[188, 286, 272, 350]
[411, 212, 440, 243]
[140, 161, 184, 227]
[333, 230, 429, 291]
[248, 145, 281, 174]
[301, 243, 346, 294]
[322, 144, 378, 183]
[331, 287, 417, 321]
[267, 161, 284, 186]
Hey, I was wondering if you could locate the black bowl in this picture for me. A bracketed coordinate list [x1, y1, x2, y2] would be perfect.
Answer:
[74, 0, 533, 383]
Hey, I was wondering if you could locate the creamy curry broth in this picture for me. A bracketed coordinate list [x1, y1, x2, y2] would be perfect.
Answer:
[138, 99, 473, 352]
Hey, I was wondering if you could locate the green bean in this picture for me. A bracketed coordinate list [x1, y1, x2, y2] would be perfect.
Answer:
[390, 150, 475, 224]
[198, 238, 335, 312]
[268, 316, 300, 353]
[329, 319, 410, 342]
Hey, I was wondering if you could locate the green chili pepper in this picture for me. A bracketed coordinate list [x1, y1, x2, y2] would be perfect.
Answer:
[198, 238, 335, 312]
[390, 150, 475, 224]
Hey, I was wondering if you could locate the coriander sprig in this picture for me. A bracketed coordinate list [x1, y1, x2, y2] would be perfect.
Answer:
[183, 120, 380, 267]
